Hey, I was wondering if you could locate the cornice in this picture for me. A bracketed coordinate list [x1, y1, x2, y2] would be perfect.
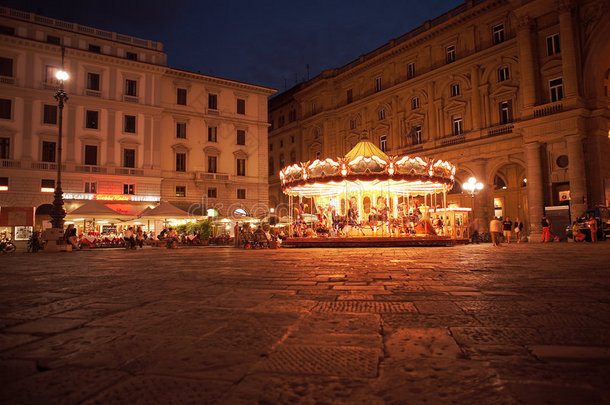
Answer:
[164, 69, 275, 96]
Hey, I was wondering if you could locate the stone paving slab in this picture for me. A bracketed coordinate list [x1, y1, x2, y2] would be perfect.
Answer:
[0, 243, 609, 403]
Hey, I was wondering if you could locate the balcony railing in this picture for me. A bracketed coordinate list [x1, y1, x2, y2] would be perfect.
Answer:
[0, 76, 15, 85]
[441, 135, 466, 146]
[486, 124, 514, 138]
[115, 168, 144, 176]
[122, 95, 139, 103]
[197, 172, 230, 181]
[85, 90, 101, 97]
[76, 165, 107, 173]
[1, 159, 21, 168]
[534, 102, 563, 118]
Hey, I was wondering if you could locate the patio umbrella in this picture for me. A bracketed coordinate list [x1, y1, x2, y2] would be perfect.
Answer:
[139, 201, 191, 220]
[66, 200, 131, 220]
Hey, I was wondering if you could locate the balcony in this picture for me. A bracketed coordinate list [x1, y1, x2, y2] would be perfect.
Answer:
[441, 135, 466, 146]
[0, 76, 15, 85]
[197, 172, 230, 181]
[1, 159, 21, 168]
[486, 124, 514, 138]
[122, 95, 139, 103]
[115, 167, 144, 176]
[75, 165, 107, 173]
[534, 102, 563, 118]
[85, 90, 101, 97]
[30, 162, 64, 170]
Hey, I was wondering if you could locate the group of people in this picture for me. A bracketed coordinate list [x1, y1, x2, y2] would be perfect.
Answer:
[488, 216, 524, 246]
[234, 224, 281, 248]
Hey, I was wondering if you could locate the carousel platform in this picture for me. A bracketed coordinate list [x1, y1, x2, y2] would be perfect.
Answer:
[282, 235, 468, 248]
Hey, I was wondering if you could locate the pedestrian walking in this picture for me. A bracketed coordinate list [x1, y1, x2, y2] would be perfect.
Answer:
[589, 217, 598, 242]
[514, 218, 524, 243]
[470, 218, 480, 244]
[502, 216, 513, 243]
[490, 216, 502, 246]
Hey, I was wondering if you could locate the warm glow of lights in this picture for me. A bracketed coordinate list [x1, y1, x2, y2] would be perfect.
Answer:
[73, 218, 85, 221]
[41, 187, 55, 193]
[0, 186, 8, 191]
[95, 194, 130, 201]
[463, 177, 483, 194]
[270, 208, 275, 213]
[55, 70, 69, 81]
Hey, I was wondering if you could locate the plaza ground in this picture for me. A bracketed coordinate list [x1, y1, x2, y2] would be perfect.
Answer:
[1, 243, 609, 404]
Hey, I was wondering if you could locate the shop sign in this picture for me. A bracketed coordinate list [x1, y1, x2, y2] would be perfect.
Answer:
[102, 225, 117, 234]
[63, 193, 161, 202]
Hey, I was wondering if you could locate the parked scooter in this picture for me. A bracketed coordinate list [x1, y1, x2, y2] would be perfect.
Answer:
[1, 238, 16, 253]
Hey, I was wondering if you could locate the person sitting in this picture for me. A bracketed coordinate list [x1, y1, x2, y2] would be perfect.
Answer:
[166, 227, 178, 248]
[124, 226, 136, 249]
[64, 224, 79, 250]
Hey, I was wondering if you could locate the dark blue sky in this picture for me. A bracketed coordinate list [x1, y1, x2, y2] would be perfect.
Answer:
[2, 0, 463, 92]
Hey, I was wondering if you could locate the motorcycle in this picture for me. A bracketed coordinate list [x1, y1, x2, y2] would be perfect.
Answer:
[1, 238, 16, 253]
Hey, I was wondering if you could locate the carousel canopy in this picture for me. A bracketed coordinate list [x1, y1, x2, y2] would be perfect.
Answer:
[66, 200, 131, 219]
[280, 139, 456, 197]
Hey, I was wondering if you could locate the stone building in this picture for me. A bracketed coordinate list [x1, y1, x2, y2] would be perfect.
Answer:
[0, 6, 274, 230]
[268, 0, 610, 238]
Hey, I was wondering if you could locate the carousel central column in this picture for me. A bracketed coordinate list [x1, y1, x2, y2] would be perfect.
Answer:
[524, 142, 545, 241]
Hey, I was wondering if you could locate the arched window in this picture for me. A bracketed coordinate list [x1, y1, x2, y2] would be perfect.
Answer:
[494, 175, 507, 190]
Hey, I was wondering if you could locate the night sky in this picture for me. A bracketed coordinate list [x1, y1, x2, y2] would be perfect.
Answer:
[2, 0, 463, 93]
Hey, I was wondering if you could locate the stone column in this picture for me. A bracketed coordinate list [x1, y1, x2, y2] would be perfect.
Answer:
[470, 159, 490, 233]
[517, 17, 537, 108]
[106, 110, 116, 166]
[558, 1, 579, 98]
[427, 82, 437, 140]
[565, 134, 587, 221]
[470, 65, 481, 130]
[524, 142, 544, 240]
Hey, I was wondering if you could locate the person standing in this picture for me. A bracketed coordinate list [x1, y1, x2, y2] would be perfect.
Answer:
[490, 217, 502, 246]
[541, 216, 552, 243]
[502, 216, 513, 244]
[514, 218, 524, 243]
[471, 218, 480, 244]
[589, 216, 598, 243]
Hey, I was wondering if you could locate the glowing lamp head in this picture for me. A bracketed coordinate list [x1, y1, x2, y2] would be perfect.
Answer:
[55, 70, 69, 81]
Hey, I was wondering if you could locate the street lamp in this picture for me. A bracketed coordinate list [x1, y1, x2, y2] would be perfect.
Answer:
[50, 48, 69, 231]
[463, 176, 484, 228]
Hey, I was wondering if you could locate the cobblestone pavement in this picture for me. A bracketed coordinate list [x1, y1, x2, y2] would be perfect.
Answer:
[1, 243, 610, 404]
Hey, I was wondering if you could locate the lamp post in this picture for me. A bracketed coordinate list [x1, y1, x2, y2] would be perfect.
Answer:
[50, 48, 69, 231]
[463, 176, 484, 233]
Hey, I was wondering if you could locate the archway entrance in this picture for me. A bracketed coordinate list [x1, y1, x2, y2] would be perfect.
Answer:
[491, 163, 528, 228]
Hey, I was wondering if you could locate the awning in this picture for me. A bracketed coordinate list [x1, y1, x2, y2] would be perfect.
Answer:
[66, 200, 132, 220]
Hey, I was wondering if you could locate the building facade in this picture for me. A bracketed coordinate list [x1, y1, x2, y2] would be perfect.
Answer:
[268, 0, 610, 237]
[0, 6, 274, 231]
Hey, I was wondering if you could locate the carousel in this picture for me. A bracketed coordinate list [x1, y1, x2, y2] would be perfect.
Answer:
[279, 134, 469, 247]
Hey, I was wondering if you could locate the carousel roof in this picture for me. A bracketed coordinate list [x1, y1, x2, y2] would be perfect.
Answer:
[280, 139, 456, 197]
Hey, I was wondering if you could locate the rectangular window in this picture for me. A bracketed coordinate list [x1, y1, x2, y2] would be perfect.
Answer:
[0, 177, 7, 191]
[379, 135, 387, 152]
[84, 182, 97, 193]
[43, 104, 58, 125]
[0, 57, 13, 77]
[126, 52, 137, 61]
[311, 102, 317, 115]
[346, 89, 353, 104]
[499, 100, 513, 124]
[46, 35, 60, 45]
[291, 135, 295, 143]
[378, 109, 385, 121]
[208, 93, 217, 109]
[208, 126, 217, 142]
[350, 119, 356, 129]
[175, 152, 186, 172]
[278, 116, 285, 127]
[123, 184, 135, 195]
[176, 122, 186, 139]
[175, 186, 186, 197]
[86, 110, 99, 129]
[0, 99, 11, 119]
[123, 148, 135, 168]
[0, 25, 15, 36]
[0, 137, 9, 159]
[498, 66, 510, 82]
[237, 98, 245, 114]
[269, 143, 273, 151]
[450, 83, 460, 97]
[549, 78, 564, 102]
[88, 44, 101, 53]
[452, 115, 463, 136]
[237, 188, 246, 199]
[407, 62, 416, 79]
[207, 187, 217, 198]
[414, 126, 422, 145]
[207, 156, 217, 173]
[546, 33, 560, 56]
[41, 141, 56, 163]
[87, 72, 100, 91]
[236, 130, 246, 145]
[45, 65, 59, 84]
[411, 96, 420, 110]
[315, 151, 321, 160]
[236, 158, 246, 176]
[446, 45, 455, 63]
[492, 24, 505, 45]
[289, 109, 296, 122]
[41, 179, 55, 192]
[176, 88, 187, 105]
[124, 115, 136, 133]
[375, 77, 382, 92]
[125, 79, 137, 96]
[84, 145, 98, 165]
